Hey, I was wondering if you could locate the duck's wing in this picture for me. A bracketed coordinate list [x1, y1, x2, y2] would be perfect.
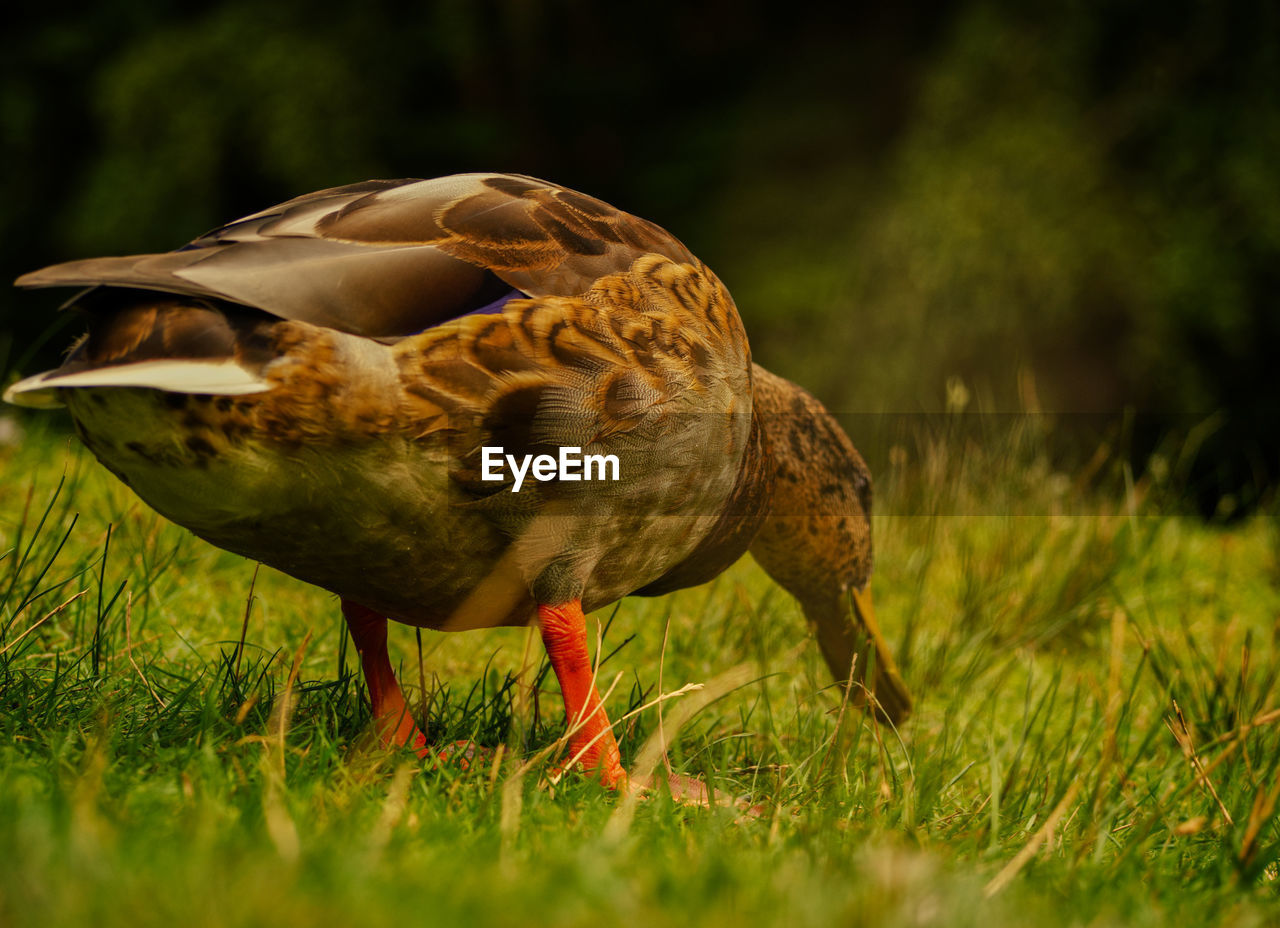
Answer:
[15, 174, 698, 338]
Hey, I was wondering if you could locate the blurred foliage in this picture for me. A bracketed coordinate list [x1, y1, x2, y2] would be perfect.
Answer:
[1, 0, 1276, 513]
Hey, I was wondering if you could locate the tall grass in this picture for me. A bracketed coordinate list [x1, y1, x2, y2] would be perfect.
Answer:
[0, 411, 1277, 927]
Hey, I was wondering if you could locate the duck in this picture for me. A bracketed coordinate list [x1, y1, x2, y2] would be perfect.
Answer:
[4, 173, 910, 789]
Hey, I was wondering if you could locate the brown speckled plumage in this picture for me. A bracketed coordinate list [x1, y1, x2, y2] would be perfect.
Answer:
[5, 173, 910, 723]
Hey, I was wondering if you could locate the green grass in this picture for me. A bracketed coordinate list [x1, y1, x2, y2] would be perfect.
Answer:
[1, 413, 1278, 927]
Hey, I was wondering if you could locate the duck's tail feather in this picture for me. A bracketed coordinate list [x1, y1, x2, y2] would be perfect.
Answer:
[4, 359, 271, 408]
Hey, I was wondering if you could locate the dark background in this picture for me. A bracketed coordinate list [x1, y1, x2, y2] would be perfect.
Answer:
[2, 1, 1276, 514]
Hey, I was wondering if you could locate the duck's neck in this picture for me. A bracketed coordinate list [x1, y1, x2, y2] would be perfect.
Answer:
[747, 364, 874, 598]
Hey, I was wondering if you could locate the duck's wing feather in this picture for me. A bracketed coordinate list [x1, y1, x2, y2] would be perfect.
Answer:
[16, 174, 696, 338]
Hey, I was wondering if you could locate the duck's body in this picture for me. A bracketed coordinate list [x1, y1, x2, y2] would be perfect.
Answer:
[55, 264, 759, 632]
[6, 174, 908, 787]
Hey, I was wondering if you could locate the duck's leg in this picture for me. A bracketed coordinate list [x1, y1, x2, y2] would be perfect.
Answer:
[342, 600, 430, 756]
[538, 600, 626, 789]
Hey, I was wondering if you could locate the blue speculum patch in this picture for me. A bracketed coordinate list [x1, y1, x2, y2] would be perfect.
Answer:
[463, 289, 527, 317]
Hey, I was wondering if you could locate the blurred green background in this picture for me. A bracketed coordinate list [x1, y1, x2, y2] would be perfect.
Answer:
[2, 0, 1276, 513]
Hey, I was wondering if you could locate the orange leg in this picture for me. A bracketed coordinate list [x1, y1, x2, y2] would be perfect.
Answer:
[342, 600, 429, 756]
[538, 600, 626, 789]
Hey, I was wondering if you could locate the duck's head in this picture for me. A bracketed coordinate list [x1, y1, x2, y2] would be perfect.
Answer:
[748, 364, 912, 725]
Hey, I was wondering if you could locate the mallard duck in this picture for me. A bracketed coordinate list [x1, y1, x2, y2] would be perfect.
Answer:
[4, 173, 910, 788]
